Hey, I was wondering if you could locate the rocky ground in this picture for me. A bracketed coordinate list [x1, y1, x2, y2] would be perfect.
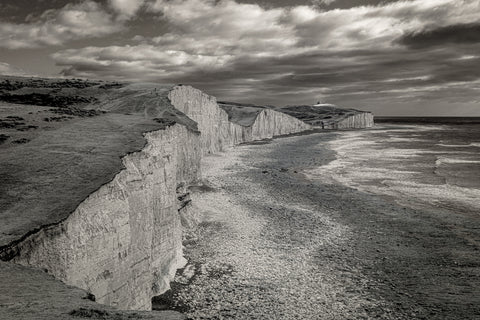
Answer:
[156, 131, 480, 320]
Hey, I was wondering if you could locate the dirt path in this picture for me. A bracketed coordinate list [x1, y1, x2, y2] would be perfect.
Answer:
[158, 132, 480, 320]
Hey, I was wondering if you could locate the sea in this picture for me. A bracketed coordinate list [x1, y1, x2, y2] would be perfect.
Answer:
[306, 117, 480, 216]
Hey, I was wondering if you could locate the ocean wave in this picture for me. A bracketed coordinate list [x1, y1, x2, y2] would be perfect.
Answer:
[435, 157, 480, 166]
[437, 142, 480, 148]
[306, 126, 480, 214]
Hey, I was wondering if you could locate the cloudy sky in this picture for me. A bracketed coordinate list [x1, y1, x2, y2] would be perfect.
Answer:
[0, 0, 479, 115]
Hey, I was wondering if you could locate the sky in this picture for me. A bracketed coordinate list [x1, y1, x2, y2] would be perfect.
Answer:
[0, 0, 479, 116]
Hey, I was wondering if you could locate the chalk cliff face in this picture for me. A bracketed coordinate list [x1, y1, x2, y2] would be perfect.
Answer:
[11, 124, 200, 310]
[218, 101, 373, 130]
[276, 104, 374, 129]
[249, 108, 312, 138]
[333, 112, 374, 129]
[169, 85, 233, 154]
[4, 84, 313, 311]
[169, 86, 312, 153]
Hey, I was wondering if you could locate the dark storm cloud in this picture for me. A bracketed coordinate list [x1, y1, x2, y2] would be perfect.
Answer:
[238, 0, 414, 9]
[1, 0, 480, 115]
[0, 0, 73, 23]
[399, 23, 480, 49]
[146, 43, 479, 110]
[162, 37, 480, 113]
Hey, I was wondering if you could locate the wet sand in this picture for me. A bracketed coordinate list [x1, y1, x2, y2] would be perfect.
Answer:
[159, 130, 480, 319]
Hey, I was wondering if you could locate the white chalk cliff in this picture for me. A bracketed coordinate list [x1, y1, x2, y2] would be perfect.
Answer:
[275, 104, 374, 129]
[0, 80, 373, 313]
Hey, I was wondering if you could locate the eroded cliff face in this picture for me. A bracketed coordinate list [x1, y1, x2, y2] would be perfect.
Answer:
[11, 124, 200, 310]
[169, 85, 234, 154]
[6, 85, 314, 312]
[334, 112, 374, 129]
[168, 86, 312, 151]
[276, 104, 374, 129]
[250, 109, 312, 138]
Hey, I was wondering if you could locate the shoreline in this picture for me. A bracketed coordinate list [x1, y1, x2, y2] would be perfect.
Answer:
[157, 128, 479, 319]
[304, 124, 480, 216]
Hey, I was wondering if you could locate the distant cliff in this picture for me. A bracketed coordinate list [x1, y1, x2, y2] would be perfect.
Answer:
[0, 76, 373, 316]
[276, 104, 374, 129]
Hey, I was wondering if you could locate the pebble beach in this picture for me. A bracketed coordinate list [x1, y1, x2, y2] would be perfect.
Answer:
[157, 127, 480, 320]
